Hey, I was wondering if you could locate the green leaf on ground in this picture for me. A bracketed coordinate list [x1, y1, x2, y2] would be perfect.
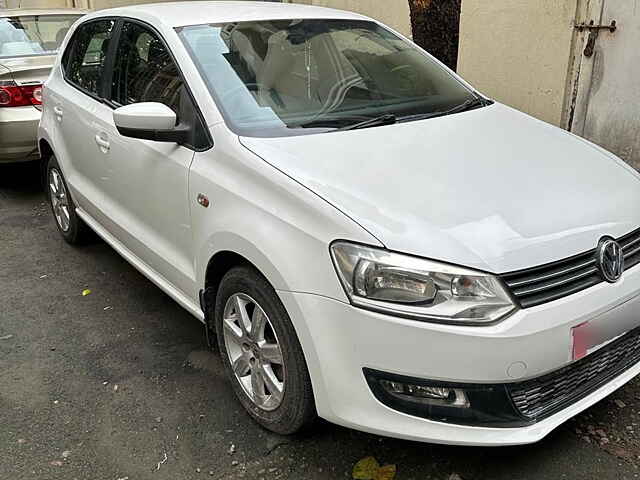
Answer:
[353, 456, 396, 480]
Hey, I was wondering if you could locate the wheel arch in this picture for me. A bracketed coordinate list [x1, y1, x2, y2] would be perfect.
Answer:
[39, 138, 53, 159]
[199, 239, 327, 419]
[198, 232, 291, 331]
[203, 250, 255, 306]
[201, 232, 290, 290]
[38, 138, 54, 187]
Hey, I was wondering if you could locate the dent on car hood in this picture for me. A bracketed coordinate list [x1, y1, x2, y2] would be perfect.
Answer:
[240, 103, 640, 274]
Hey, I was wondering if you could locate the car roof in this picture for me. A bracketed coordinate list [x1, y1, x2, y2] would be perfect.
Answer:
[82, 1, 368, 28]
[0, 8, 87, 17]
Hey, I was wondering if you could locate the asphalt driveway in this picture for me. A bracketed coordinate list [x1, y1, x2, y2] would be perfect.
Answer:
[1, 162, 639, 480]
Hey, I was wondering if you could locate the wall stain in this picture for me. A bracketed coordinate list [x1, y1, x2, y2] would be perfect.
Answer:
[589, 45, 605, 97]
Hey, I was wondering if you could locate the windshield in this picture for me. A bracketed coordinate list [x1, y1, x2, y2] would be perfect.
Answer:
[178, 19, 478, 137]
[0, 15, 82, 59]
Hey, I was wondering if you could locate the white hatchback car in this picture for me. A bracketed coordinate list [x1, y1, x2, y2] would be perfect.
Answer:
[39, 2, 640, 446]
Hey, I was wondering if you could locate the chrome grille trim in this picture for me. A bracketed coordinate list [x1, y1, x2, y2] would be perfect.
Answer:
[502, 227, 640, 308]
[506, 259, 596, 288]
[623, 236, 640, 251]
[625, 245, 640, 258]
[511, 267, 599, 296]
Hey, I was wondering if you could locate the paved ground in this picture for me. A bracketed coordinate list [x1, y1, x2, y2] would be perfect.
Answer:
[2, 162, 640, 480]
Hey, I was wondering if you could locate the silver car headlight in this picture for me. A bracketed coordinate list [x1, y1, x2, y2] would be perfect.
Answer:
[330, 242, 516, 325]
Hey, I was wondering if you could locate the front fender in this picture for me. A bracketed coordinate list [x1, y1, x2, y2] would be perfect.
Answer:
[196, 231, 290, 293]
[190, 125, 381, 302]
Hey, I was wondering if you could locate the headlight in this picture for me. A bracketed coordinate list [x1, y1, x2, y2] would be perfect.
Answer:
[330, 242, 516, 325]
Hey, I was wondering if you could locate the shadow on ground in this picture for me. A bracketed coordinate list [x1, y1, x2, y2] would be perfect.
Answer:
[0, 161, 43, 190]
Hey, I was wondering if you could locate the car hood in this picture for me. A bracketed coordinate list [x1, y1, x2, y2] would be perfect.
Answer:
[0, 55, 56, 84]
[240, 103, 640, 273]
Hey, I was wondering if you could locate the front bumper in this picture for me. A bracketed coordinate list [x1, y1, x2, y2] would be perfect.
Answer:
[0, 105, 41, 162]
[278, 263, 640, 446]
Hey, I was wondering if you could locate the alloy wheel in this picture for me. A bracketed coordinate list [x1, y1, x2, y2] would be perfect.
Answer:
[49, 168, 71, 232]
[222, 293, 285, 411]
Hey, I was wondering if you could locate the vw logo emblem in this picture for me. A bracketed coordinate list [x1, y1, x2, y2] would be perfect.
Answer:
[596, 238, 624, 283]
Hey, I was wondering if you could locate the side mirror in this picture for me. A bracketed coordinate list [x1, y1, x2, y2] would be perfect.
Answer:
[113, 102, 189, 143]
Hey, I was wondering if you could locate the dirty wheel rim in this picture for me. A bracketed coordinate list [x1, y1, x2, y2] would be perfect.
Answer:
[49, 168, 71, 232]
[223, 293, 285, 411]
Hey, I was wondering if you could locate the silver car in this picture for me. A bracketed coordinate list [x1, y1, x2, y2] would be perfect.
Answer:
[0, 8, 85, 163]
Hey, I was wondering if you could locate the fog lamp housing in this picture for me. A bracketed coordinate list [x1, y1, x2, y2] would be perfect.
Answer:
[379, 379, 470, 407]
[364, 369, 529, 427]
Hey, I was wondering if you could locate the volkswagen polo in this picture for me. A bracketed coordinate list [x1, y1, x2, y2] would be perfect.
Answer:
[38, 2, 640, 446]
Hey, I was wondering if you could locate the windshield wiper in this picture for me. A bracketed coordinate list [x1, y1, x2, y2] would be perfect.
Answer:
[294, 97, 488, 131]
[333, 114, 397, 132]
[294, 115, 373, 129]
[398, 97, 491, 123]
[294, 114, 396, 131]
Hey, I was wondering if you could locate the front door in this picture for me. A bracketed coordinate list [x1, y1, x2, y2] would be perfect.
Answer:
[97, 20, 200, 297]
[567, 0, 640, 171]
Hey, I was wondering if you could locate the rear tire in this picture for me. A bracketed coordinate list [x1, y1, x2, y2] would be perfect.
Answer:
[46, 155, 92, 245]
[215, 266, 316, 435]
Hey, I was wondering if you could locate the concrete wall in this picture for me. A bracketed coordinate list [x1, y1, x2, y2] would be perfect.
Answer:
[3, 0, 74, 6]
[3, 0, 240, 10]
[76, 0, 185, 10]
[457, 0, 578, 126]
[291, 0, 412, 38]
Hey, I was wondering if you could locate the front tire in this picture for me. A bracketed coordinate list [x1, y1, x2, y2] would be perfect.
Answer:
[215, 266, 316, 435]
[46, 155, 91, 244]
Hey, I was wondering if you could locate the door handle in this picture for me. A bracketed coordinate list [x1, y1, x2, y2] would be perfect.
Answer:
[53, 106, 63, 121]
[94, 134, 110, 153]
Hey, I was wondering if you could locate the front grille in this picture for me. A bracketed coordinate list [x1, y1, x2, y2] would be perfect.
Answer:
[508, 327, 640, 419]
[620, 228, 640, 270]
[502, 227, 640, 308]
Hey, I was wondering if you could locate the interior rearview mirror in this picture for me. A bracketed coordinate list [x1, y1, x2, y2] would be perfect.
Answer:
[113, 102, 188, 143]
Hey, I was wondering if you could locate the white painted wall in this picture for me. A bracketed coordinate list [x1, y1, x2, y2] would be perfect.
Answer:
[457, 0, 579, 126]
[291, 0, 412, 38]
[4, 0, 74, 6]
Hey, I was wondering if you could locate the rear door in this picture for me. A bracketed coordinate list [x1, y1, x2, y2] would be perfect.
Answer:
[46, 18, 117, 218]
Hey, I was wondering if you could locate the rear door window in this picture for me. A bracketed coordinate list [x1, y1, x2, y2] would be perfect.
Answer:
[64, 19, 115, 98]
